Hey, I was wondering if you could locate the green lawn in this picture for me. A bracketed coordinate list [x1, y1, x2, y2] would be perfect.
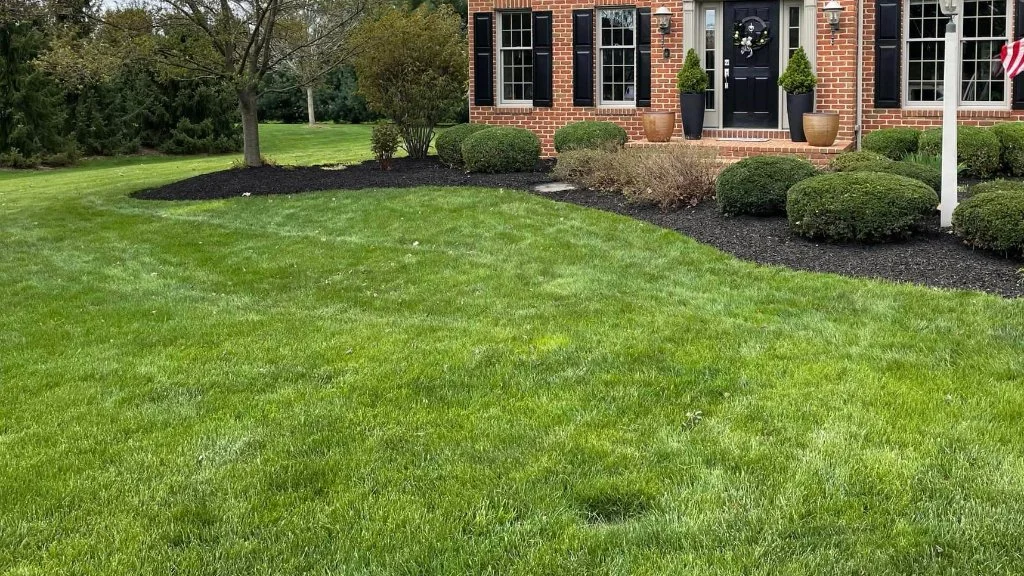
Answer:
[2, 123, 1024, 575]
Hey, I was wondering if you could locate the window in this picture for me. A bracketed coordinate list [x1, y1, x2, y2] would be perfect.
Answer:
[598, 8, 636, 105]
[499, 12, 533, 105]
[787, 6, 801, 60]
[704, 9, 716, 110]
[905, 0, 1010, 106]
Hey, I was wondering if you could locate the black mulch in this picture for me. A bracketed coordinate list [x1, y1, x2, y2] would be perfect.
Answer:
[133, 157, 1023, 297]
[132, 158, 554, 200]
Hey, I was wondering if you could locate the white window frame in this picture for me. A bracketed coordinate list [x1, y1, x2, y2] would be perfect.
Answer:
[597, 7, 637, 107]
[498, 11, 534, 107]
[902, 0, 1013, 109]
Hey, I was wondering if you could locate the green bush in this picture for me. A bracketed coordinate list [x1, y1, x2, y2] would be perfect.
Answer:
[968, 179, 1024, 196]
[952, 190, 1024, 255]
[462, 126, 541, 173]
[829, 150, 891, 172]
[716, 155, 818, 216]
[990, 122, 1024, 177]
[778, 47, 817, 94]
[863, 128, 921, 160]
[677, 48, 708, 93]
[787, 172, 939, 242]
[918, 125, 1001, 178]
[553, 121, 628, 153]
[843, 159, 942, 192]
[371, 122, 401, 169]
[435, 123, 490, 167]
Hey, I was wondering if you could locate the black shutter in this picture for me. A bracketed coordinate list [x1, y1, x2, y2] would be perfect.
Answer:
[573, 9, 595, 106]
[874, 0, 901, 108]
[473, 12, 494, 106]
[637, 8, 652, 107]
[533, 11, 553, 107]
[1014, 0, 1024, 109]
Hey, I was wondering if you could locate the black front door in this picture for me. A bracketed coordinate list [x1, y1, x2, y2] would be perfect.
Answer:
[723, 2, 779, 128]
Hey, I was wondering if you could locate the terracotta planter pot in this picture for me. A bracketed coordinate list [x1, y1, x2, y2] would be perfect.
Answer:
[803, 112, 840, 147]
[679, 93, 706, 140]
[642, 111, 676, 142]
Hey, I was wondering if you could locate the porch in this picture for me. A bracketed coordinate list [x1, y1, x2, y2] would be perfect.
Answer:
[625, 129, 854, 168]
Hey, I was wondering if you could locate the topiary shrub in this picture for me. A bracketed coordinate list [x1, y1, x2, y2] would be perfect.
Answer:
[829, 150, 891, 172]
[462, 126, 541, 173]
[787, 172, 939, 242]
[918, 125, 1002, 178]
[677, 48, 709, 93]
[435, 123, 490, 167]
[969, 179, 1024, 196]
[777, 47, 817, 94]
[553, 121, 628, 152]
[990, 122, 1024, 177]
[952, 190, 1024, 256]
[843, 159, 942, 192]
[863, 128, 921, 160]
[716, 156, 818, 216]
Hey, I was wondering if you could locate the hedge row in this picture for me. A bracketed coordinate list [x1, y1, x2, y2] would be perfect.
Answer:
[865, 123, 1024, 179]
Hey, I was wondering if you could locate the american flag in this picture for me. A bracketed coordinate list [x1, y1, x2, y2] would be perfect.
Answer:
[1000, 38, 1024, 80]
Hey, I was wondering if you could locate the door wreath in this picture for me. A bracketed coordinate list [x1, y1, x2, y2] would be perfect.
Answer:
[733, 16, 770, 58]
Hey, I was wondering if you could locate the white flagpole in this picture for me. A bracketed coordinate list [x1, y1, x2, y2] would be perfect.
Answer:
[941, 14, 959, 228]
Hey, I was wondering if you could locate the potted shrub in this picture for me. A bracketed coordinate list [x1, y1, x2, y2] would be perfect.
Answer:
[778, 47, 817, 143]
[677, 49, 709, 140]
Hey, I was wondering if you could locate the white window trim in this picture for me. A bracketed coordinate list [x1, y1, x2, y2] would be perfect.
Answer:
[597, 7, 638, 108]
[497, 10, 534, 107]
[901, 0, 1014, 110]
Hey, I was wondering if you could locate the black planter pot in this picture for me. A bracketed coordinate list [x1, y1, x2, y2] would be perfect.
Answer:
[679, 93, 706, 140]
[786, 91, 814, 142]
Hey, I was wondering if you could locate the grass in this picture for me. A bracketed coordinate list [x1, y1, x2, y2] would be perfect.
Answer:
[2, 123, 1024, 574]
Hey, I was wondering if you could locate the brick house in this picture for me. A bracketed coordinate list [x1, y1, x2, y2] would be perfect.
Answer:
[468, 0, 1024, 161]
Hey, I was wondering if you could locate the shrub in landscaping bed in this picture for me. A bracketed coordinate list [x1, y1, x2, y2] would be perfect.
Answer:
[918, 125, 1001, 178]
[435, 123, 490, 167]
[553, 121, 628, 152]
[829, 151, 891, 172]
[990, 122, 1024, 177]
[969, 179, 1024, 196]
[716, 156, 818, 216]
[371, 122, 401, 170]
[863, 128, 921, 160]
[843, 159, 942, 192]
[787, 172, 939, 242]
[952, 190, 1024, 256]
[462, 127, 541, 173]
[552, 149, 620, 191]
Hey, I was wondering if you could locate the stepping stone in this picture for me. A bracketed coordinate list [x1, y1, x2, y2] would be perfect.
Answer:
[532, 182, 577, 193]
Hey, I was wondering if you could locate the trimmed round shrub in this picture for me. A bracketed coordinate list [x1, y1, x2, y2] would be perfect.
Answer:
[829, 150, 891, 172]
[436, 123, 490, 167]
[969, 178, 1024, 196]
[716, 156, 818, 216]
[918, 125, 1002, 178]
[844, 159, 942, 192]
[990, 122, 1024, 176]
[952, 190, 1024, 255]
[787, 172, 939, 242]
[863, 128, 921, 160]
[553, 121, 628, 152]
[462, 127, 541, 173]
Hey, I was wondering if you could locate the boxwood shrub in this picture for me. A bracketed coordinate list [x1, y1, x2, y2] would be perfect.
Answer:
[462, 126, 541, 173]
[716, 155, 818, 216]
[918, 125, 1001, 178]
[829, 150, 891, 172]
[553, 121, 628, 152]
[787, 172, 939, 242]
[436, 123, 490, 167]
[969, 178, 1024, 196]
[844, 159, 942, 192]
[952, 190, 1024, 255]
[990, 122, 1024, 177]
[862, 128, 921, 160]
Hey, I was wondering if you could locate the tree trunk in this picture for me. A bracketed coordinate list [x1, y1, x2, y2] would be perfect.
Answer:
[238, 88, 262, 167]
[402, 125, 433, 159]
[306, 86, 316, 126]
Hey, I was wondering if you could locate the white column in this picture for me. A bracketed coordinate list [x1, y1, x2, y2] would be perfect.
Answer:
[802, 0, 817, 72]
[941, 16, 959, 228]
[682, 1, 696, 55]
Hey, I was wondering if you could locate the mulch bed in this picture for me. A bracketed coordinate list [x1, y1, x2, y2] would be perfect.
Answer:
[134, 157, 1023, 297]
[132, 158, 553, 201]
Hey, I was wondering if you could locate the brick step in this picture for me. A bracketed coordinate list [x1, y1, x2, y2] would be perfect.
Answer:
[626, 136, 854, 168]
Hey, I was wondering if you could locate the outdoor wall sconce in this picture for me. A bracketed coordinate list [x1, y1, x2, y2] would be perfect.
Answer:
[938, 0, 958, 14]
[655, 6, 673, 59]
[823, 0, 843, 44]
